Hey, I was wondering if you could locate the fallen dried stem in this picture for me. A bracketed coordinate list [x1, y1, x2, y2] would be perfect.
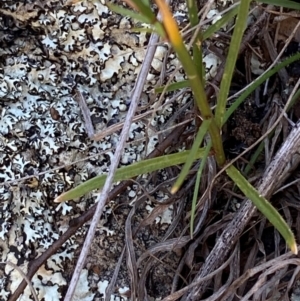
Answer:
[186, 77, 300, 299]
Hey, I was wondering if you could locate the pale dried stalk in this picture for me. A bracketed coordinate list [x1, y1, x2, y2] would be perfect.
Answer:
[92, 110, 154, 141]
[75, 88, 165, 141]
[74, 89, 95, 139]
[3, 261, 39, 301]
[63, 3, 169, 300]
[221, 251, 300, 301]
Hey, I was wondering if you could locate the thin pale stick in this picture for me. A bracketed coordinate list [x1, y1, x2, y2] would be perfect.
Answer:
[92, 109, 155, 141]
[74, 89, 95, 139]
[63, 3, 170, 299]
[3, 261, 39, 301]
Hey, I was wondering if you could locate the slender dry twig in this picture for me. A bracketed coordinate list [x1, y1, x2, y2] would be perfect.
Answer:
[63, 4, 170, 299]
[8, 120, 187, 301]
[2, 261, 39, 301]
[217, 251, 300, 301]
[104, 247, 126, 301]
[92, 109, 155, 141]
[74, 89, 95, 139]
[262, 30, 289, 86]
[160, 246, 238, 301]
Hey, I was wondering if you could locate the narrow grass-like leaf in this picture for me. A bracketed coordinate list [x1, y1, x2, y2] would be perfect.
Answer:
[243, 140, 265, 176]
[186, 0, 202, 78]
[258, 0, 300, 9]
[108, 3, 166, 38]
[186, 0, 198, 26]
[190, 141, 211, 237]
[55, 148, 207, 202]
[226, 165, 297, 254]
[155, 80, 190, 93]
[202, 4, 239, 41]
[107, 4, 152, 24]
[215, 0, 251, 127]
[224, 52, 300, 124]
[130, 27, 157, 34]
[122, 0, 156, 22]
[287, 87, 300, 111]
[172, 119, 211, 193]
[154, 0, 226, 166]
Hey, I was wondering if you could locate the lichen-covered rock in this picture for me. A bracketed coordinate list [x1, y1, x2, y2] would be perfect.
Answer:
[0, 0, 221, 299]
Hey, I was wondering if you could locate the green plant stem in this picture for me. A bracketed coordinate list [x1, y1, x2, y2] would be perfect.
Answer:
[215, 0, 251, 127]
[190, 141, 211, 237]
[172, 119, 211, 193]
[155, 0, 226, 166]
[186, 0, 202, 78]
[175, 45, 226, 166]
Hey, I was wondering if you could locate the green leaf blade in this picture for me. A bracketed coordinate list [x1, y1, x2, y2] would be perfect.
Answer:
[215, 0, 251, 128]
[55, 148, 207, 203]
[190, 141, 212, 237]
[155, 80, 190, 93]
[226, 165, 297, 254]
[258, 0, 300, 10]
[171, 119, 211, 193]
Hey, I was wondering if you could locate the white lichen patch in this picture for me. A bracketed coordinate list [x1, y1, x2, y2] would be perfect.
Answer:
[146, 190, 174, 225]
[73, 269, 95, 301]
[250, 53, 266, 75]
[0, 0, 198, 299]
[97, 280, 109, 298]
[206, 9, 222, 23]
[0, 0, 151, 297]
[203, 52, 222, 80]
[218, 0, 234, 5]
[0, 277, 9, 300]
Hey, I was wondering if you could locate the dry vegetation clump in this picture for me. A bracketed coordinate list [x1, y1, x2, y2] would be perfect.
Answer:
[1, 1, 300, 301]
